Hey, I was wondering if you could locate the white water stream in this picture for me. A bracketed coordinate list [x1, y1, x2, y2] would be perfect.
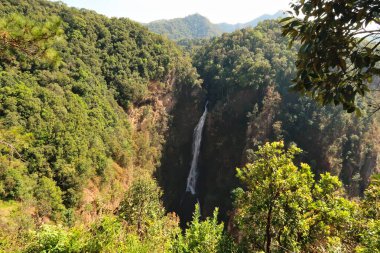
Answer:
[186, 103, 208, 195]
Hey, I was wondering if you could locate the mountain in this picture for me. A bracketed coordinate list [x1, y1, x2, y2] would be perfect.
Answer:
[0, 1, 201, 250]
[145, 11, 286, 40]
[216, 10, 286, 32]
[1, 1, 379, 252]
[161, 20, 380, 224]
[146, 14, 222, 41]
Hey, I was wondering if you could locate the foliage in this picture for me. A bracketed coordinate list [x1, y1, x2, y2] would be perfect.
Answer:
[34, 176, 65, 220]
[306, 173, 358, 252]
[194, 21, 296, 102]
[0, 0, 199, 222]
[356, 174, 380, 252]
[0, 13, 63, 67]
[356, 219, 380, 253]
[281, 0, 380, 113]
[118, 178, 164, 237]
[194, 20, 379, 203]
[234, 141, 358, 252]
[146, 12, 287, 41]
[0, 1, 378, 252]
[84, 216, 130, 252]
[362, 174, 380, 220]
[234, 142, 313, 252]
[146, 14, 222, 41]
[172, 204, 225, 253]
[25, 224, 86, 253]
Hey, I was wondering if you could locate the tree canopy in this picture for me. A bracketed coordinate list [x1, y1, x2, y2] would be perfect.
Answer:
[234, 141, 358, 252]
[282, 0, 380, 113]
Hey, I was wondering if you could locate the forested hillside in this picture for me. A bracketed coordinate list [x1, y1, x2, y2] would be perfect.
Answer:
[161, 20, 379, 218]
[0, 0, 203, 251]
[146, 14, 222, 41]
[145, 11, 286, 41]
[0, 0, 379, 252]
[159, 20, 380, 252]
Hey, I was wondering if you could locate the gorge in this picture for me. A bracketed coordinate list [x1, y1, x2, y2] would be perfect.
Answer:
[0, 0, 379, 251]
[186, 102, 208, 196]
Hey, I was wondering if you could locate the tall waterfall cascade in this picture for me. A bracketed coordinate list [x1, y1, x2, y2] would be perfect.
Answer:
[186, 103, 208, 195]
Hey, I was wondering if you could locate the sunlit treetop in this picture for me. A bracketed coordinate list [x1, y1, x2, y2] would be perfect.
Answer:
[0, 14, 63, 67]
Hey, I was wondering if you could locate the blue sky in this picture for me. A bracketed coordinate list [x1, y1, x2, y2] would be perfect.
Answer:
[56, 0, 291, 24]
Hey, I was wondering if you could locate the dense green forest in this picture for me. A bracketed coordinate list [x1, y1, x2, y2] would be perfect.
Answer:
[146, 14, 223, 41]
[0, 0, 379, 252]
[145, 11, 285, 41]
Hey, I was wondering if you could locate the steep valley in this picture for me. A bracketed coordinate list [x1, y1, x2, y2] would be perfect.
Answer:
[0, 0, 379, 251]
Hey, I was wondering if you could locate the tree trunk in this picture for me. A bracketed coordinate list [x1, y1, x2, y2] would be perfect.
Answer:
[266, 204, 273, 253]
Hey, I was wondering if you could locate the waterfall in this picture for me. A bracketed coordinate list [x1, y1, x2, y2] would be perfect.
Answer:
[186, 102, 208, 195]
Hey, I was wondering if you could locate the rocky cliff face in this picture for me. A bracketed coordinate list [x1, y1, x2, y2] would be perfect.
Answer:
[197, 89, 258, 220]
[157, 22, 379, 223]
[159, 82, 379, 222]
[156, 83, 206, 221]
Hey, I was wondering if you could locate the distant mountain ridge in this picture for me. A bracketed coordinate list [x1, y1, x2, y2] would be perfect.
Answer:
[146, 14, 222, 41]
[216, 11, 286, 32]
[145, 11, 286, 40]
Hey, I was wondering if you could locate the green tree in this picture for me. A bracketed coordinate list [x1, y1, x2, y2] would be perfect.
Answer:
[117, 178, 164, 237]
[356, 174, 380, 252]
[356, 220, 380, 253]
[25, 224, 86, 253]
[362, 174, 380, 220]
[306, 173, 358, 252]
[172, 204, 225, 253]
[0, 14, 62, 66]
[282, 0, 380, 113]
[84, 216, 129, 252]
[34, 176, 65, 220]
[234, 141, 313, 252]
[234, 141, 357, 252]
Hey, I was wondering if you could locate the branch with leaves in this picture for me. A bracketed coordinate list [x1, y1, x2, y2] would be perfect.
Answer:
[0, 14, 63, 65]
[281, 0, 380, 114]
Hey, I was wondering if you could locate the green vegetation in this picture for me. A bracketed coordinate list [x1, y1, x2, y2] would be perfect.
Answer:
[146, 14, 223, 41]
[5, 179, 226, 252]
[282, 0, 380, 113]
[0, 0, 200, 250]
[172, 205, 225, 253]
[0, 0, 379, 252]
[0, 13, 62, 66]
[234, 142, 358, 252]
[4, 141, 377, 252]
[217, 11, 286, 33]
[193, 20, 379, 193]
[145, 12, 286, 41]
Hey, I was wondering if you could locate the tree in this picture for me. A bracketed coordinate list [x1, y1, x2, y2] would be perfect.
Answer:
[0, 14, 62, 66]
[356, 219, 380, 253]
[233, 141, 357, 252]
[34, 176, 65, 221]
[234, 141, 314, 252]
[362, 174, 380, 220]
[282, 0, 380, 113]
[306, 173, 358, 252]
[171, 204, 225, 253]
[117, 178, 165, 237]
[356, 174, 380, 252]
[25, 224, 86, 253]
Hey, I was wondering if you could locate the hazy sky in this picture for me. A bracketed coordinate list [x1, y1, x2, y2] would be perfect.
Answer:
[56, 0, 291, 24]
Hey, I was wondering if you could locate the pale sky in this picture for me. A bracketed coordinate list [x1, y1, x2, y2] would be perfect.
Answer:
[56, 0, 292, 24]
